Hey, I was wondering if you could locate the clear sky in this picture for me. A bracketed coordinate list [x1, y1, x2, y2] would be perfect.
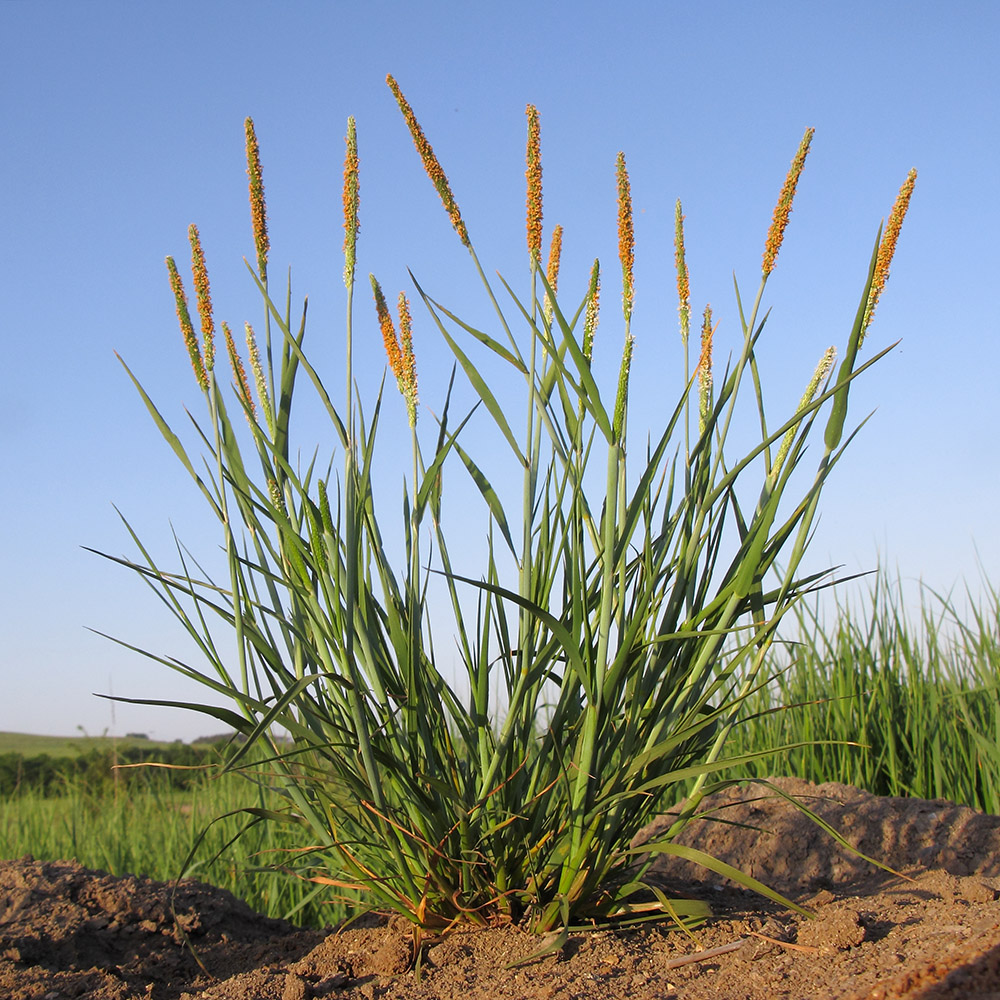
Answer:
[2, 1, 998, 742]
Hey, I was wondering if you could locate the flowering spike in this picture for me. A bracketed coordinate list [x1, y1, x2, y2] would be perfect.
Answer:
[616, 152, 634, 323]
[222, 322, 254, 417]
[245, 322, 273, 434]
[543, 224, 563, 326]
[188, 225, 215, 375]
[370, 274, 402, 378]
[697, 304, 715, 434]
[244, 117, 269, 282]
[386, 75, 470, 247]
[317, 479, 334, 534]
[305, 498, 329, 575]
[773, 346, 837, 479]
[343, 116, 360, 288]
[674, 201, 691, 347]
[166, 255, 208, 391]
[525, 104, 542, 266]
[583, 259, 600, 363]
[267, 477, 286, 515]
[397, 292, 419, 427]
[762, 127, 815, 276]
[612, 334, 634, 441]
[860, 168, 917, 344]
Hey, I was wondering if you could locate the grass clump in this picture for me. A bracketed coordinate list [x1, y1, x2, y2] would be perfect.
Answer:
[93, 79, 914, 937]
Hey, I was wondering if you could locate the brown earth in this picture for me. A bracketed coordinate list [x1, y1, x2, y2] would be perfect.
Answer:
[3, 777, 1000, 1000]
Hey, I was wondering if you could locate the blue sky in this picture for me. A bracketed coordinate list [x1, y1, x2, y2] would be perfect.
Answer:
[2, 1, 997, 741]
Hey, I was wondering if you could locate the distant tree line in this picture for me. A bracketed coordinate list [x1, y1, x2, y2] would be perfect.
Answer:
[0, 742, 227, 797]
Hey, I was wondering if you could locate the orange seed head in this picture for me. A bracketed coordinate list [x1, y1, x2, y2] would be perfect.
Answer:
[861, 168, 917, 344]
[386, 75, 469, 247]
[762, 127, 815, 276]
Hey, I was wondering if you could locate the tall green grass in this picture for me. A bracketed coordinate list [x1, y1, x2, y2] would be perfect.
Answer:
[732, 570, 1000, 814]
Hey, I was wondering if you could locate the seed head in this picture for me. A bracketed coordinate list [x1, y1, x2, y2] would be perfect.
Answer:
[583, 259, 600, 363]
[245, 322, 273, 434]
[166, 255, 208, 391]
[305, 499, 329, 576]
[616, 152, 634, 323]
[773, 346, 837, 479]
[387, 75, 469, 247]
[343, 116, 360, 288]
[267, 477, 286, 515]
[317, 478, 334, 534]
[525, 104, 543, 266]
[370, 274, 401, 375]
[674, 200, 691, 347]
[222, 322, 255, 422]
[544, 224, 563, 326]
[397, 292, 419, 427]
[697, 304, 715, 434]
[860, 168, 917, 345]
[762, 127, 815, 276]
[244, 117, 269, 282]
[188, 225, 215, 374]
[371, 275, 418, 425]
[612, 333, 634, 441]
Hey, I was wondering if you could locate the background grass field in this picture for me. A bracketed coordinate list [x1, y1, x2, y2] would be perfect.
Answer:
[0, 732, 187, 757]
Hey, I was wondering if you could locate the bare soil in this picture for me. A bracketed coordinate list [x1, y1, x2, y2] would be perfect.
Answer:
[4, 777, 1000, 1000]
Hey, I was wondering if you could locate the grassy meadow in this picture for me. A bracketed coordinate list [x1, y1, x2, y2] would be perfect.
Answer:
[3, 570, 998, 930]
[0, 739, 339, 927]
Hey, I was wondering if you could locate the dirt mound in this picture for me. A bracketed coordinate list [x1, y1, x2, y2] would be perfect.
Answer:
[3, 777, 1000, 999]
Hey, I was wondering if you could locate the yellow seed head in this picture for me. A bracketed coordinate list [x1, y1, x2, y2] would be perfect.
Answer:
[525, 104, 543, 266]
[397, 291, 419, 427]
[583, 259, 600, 363]
[616, 152, 634, 323]
[244, 117, 269, 282]
[697, 304, 715, 434]
[166, 255, 208, 391]
[387, 75, 470, 247]
[222, 321, 255, 422]
[187, 224, 215, 374]
[861, 168, 917, 344]
[244, 322, 273, 434]
[674, 200, 691, 346]
[773, 345, 837, 479]
[762, 127, 815, 276]
[544, 223, 563, 325]
[343, 116, 360, 288]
